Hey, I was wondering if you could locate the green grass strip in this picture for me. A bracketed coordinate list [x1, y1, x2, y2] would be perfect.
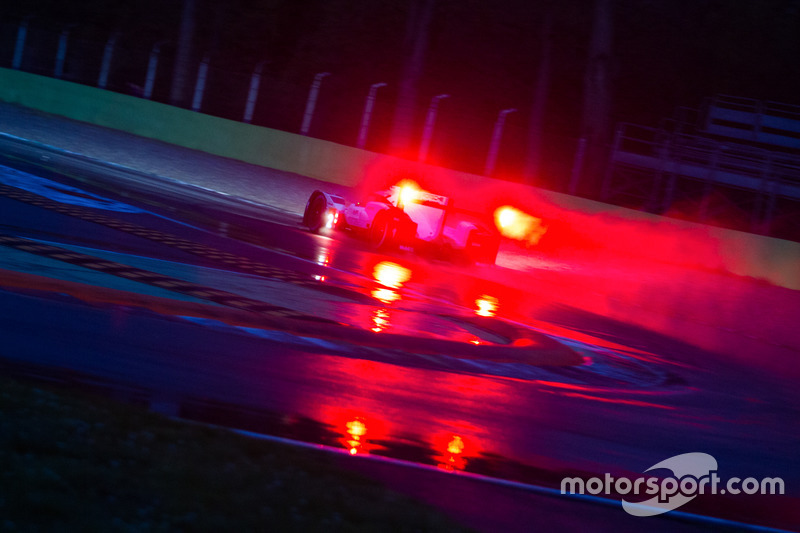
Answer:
[0, 377, 471, 532]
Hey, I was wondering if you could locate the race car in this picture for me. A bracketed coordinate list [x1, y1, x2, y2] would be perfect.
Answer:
[303, 183, 500, 264]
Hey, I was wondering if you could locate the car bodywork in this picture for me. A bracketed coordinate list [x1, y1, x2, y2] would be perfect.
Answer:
[303, 185, 500, 264]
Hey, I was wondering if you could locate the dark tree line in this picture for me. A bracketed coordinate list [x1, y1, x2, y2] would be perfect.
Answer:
[7, 0, 800, 188]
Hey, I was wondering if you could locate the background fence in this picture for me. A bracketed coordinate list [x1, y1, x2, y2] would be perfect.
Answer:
[1, 18, 798, 242]
[0, 19, 582, 191]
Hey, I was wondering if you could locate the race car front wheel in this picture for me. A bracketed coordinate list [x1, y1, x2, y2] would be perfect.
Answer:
[306, 195, 327, 233]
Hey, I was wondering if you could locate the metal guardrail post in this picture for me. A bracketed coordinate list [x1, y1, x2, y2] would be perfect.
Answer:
[569, 136, 587, 195]
[698, 148, 719, 222]
[647, 137, 672, 212]
[417, 93, 448, 161]
[484, 108, 516, 176]
[243, 61, 267, 124]
[662, 141, 680, 213]
[300, 72, 330, 135]
[599, 125, 624, 200]
[54, 26, 74, 79]
[12, 19, 29, 70]
[143, 42, 165, 100]
[97, 33, 119, 89]
[356, 82, 387, 149]
[191, 55, 210, 112]
[760, 179, 777, 236]
[754, 157, 775, 234]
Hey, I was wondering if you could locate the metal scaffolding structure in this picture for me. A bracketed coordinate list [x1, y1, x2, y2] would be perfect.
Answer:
[603, 96, 800, 239]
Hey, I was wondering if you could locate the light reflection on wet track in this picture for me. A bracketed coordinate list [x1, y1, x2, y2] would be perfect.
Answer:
[0, 157, 798, 530]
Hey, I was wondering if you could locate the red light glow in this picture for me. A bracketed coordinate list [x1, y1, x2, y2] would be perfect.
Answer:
[345, 418, 368, 455]
[373, 261, 412, 289]
[371, 262, 411, 306]
[447, 435, 465, 455]
[372, 288, 400, 304]
[325, 210, 339, 229]
[397, 180, 421, 207]
[434, 433, 471, 471]
[317, 250, 331, 266]
[475, 295, 499, 317]
[371, 308, 391, 332]
[494, 205, 548, 245]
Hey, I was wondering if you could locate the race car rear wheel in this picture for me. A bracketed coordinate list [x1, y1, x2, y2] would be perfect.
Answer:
[368, 210, 396, 250]
[306, 195, 327, 233]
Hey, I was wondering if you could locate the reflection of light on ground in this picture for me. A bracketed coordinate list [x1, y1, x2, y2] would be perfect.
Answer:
[371, 261, 412, 307]
[315, 250, 331, 281]
[372, 288, 400, 304]
[373, 261, 411, 289]
[371, 308, 390, 333]
[436, 434, 469, 471]
[323, 406, 391, 457]
[448, 435, 464, 454]
[475, 295, 499, 317]
[296, 358, 503, 467]
[345, 418, 368, 455]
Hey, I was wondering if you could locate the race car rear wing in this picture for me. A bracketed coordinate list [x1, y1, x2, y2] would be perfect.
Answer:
[386, 185, 449, 208]
[414, 190, 448, 207]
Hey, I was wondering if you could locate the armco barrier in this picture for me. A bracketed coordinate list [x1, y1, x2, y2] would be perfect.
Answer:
[0, 67, 798, 289]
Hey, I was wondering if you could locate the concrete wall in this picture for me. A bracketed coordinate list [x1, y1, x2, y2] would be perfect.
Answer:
[1, 67, 798, 289]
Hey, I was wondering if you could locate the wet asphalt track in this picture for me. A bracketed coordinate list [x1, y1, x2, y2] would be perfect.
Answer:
[0, 143, 798, 531]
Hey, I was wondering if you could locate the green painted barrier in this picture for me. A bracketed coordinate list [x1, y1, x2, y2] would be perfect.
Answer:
[1, 67, 798, 289]
[0, 67, 369, 187]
